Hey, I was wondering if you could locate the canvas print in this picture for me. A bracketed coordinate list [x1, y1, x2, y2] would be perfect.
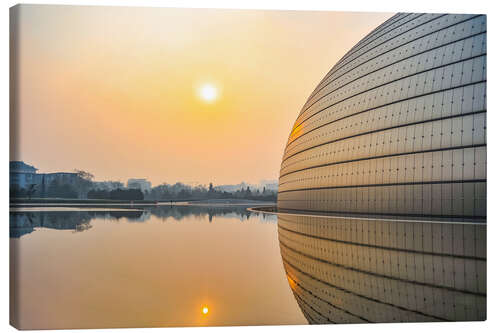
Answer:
[9, 4, 486, 330]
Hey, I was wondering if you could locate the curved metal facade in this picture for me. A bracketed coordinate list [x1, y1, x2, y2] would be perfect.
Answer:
[278, 213, 486, 323]
[278, 13, 487, 218]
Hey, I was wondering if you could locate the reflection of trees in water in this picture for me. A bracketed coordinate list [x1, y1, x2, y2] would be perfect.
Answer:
[10, 206, 276, 237]
[147, 205, 271, 223]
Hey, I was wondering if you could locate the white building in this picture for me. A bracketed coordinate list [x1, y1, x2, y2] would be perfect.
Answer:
[127, 178, 152, 192]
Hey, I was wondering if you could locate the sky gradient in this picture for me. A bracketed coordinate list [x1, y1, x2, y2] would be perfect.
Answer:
[11, 5, 393, 185]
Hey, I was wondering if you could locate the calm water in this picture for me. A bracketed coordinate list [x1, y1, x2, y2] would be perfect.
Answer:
[10, 206, 487, 329]
[277, 213, 487, 323]
[10, 205, 307, 329]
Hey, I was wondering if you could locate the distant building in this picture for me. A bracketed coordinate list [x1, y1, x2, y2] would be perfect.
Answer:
[10, 161, 78, 189]
[41, 172, 79, 186]
[10, 161, 38, 188]
[127, 178, 152, 192]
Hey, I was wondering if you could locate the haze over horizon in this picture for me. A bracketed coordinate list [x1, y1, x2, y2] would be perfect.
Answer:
[11, 5, 393, 185]
[11, 158, 279, 187]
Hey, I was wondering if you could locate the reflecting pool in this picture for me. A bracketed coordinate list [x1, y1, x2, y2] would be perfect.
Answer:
[10, 205, 307, 329]
[10, 205, 487, 328]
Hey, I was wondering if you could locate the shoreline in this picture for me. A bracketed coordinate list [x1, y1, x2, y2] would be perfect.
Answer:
[10, 198, 277, 210]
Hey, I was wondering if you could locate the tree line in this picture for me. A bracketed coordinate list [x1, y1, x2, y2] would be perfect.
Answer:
[11, 171, 277, 202]
[144, 182, 276, 201]
[87, 189, 144, 200]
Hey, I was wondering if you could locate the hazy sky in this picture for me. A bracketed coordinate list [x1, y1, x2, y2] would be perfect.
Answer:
[12, 5, 392, 185]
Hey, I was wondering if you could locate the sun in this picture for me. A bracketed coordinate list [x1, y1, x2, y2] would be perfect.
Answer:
[198, 83, 218, 103]
[202, 306, 209, 315]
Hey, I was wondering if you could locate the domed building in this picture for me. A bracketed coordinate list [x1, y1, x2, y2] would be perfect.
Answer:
[278, 13, 486, 218]
[277, 13, 487, 324]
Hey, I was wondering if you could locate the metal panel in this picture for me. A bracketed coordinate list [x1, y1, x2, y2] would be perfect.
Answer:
[278, 13, 486, 219]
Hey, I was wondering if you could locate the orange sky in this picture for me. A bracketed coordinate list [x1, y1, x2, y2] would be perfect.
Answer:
[11, 4, 392, 186]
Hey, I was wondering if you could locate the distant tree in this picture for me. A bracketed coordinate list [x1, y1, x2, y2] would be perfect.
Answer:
[87, 189, 110, 199]
[141, 181, 276, 202]
[74, 169, 94, 198]
[26, 184, 37, 199]
[47, 179, 78, 198]
[10, 185, 26, 198]
[74, 169, 94, 181]
[109, 188, 144, 201]
[87, 190, 95, 199]
[179, 189, 191, 199]
[130, 189, 144, 200]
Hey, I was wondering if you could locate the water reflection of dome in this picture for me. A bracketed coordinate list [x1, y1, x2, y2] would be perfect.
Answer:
[278, 13, 486, 218]
[276, 13, 487, 324]
[278, 214, 486, 323]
